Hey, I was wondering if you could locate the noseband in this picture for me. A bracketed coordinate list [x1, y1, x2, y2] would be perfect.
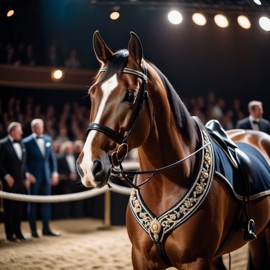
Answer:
[86, 64, 149, 145]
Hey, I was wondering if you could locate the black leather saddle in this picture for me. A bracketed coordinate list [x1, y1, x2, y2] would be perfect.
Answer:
[205, 120, 256, 240]
[205, 120, 252, 184]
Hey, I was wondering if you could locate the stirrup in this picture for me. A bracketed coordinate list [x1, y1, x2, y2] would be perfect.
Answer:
[244, 219, 257, 241]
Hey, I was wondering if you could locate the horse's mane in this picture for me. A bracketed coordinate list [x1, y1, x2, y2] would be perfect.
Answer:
[148, 62, 197, 143]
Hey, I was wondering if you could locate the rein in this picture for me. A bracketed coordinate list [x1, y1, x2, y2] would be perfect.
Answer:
[111, 141, 211, 189]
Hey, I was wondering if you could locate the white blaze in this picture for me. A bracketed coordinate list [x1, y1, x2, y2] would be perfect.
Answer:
[80, 74, 118, 187]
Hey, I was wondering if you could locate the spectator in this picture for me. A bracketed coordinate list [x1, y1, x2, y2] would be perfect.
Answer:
[231, 98, 244, 127]
[52, 140, 85, 219]
[209, 98, 226, 121]
[0, 122, 30, 241]
[24, 44, 37, 66]
[236, 100, 270, 134]
[55, 126, 70, 144]
[74, 139, 84, 159]
[4, 44, 18, 65]
[47, 43, 60, 67]
[23, 118, 60, 238]
[64, 49, 81, 69]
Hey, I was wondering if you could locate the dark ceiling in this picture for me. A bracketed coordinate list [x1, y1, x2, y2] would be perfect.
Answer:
[1, 0, 270, 116]
[87, 0, 270, 10]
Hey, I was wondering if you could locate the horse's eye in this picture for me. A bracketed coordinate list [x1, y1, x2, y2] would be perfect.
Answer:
[123, 90, 136, 104]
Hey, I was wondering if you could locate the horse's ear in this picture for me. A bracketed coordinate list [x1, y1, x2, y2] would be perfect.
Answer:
[128, 32, 143, 67]
[92, 30, 113, 65]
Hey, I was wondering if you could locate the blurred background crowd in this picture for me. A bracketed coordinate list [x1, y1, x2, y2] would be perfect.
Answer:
[0, 90, 245, 143]
[0, 40, 84, 69]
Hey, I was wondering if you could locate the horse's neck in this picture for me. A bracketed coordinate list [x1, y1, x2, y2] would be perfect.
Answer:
[138, 86, 198, 188]
[137, 113, 198, 215]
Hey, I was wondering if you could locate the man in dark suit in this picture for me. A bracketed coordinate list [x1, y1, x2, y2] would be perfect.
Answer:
[236, 100, 270, 135]
[23, 118, 60, 238]
[0, 122, 30, 241]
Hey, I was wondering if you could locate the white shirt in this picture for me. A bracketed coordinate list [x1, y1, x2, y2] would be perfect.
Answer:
[66, 155, 76, 173]
[249, 116, 260, 131]
[35, 135, 45, 156]
[9, 135, 22, 160]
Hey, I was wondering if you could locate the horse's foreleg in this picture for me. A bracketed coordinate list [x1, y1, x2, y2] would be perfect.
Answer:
[248, 226, 270, 270]
[131, 246, 167, 270]
[173, 257, 225, 270]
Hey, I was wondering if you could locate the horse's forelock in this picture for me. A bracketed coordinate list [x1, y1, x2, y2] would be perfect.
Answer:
[97, 50, 129, 82]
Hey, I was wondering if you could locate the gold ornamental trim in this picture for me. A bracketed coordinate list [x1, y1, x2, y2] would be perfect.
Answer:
[130, 130, 214, 243]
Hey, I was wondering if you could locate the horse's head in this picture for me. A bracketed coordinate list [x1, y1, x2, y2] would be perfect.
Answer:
[76, 31, 151, 188]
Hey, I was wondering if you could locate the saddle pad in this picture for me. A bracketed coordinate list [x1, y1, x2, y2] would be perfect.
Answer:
[212, 140, 270, 200]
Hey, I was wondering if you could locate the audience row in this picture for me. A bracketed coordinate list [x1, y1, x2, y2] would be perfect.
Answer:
[0, 91, 246, 142]
[0, 40, 83, 69]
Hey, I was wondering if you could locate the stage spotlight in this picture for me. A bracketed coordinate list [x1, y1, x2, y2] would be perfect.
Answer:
[168, 10, 183, 25]
[110, 6, 120, 20]
[259, 16, 270, 31]
[51, 69, 63, 80]
[253, 0, 262, 5]
[192, 13, 207, 26]
[6, 7, 14, 17]
[110, 11, 120, 20]
[237, 15, 251, 29]
[214, 14, 229, 28]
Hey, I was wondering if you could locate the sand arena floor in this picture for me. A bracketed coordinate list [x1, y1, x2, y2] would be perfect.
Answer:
[0, 218, 248, 269]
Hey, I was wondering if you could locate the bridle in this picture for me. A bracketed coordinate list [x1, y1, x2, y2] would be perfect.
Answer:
[86, 65, 149, 145]
[86, 63, 152, 189]
[86, 63, 210, 189]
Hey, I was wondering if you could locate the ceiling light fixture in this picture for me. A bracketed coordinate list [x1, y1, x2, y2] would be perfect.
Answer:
[259, 16, 270, 31]
[6, 7, 15, 17]
[237, 15, 251, 29]
[214, 14, 229, 28]
[168, 10, 183, 25]
[110, 6, 120, 20]
[192, 13, 207, 26]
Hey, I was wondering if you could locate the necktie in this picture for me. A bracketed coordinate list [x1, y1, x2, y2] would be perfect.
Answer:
[13, 140, 21, 143]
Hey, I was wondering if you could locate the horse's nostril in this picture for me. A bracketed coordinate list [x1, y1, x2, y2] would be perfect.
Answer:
[91, 158, 111, 186]
[92, 160, 103, 178]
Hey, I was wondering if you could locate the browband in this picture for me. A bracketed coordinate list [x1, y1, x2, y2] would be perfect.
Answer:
[100, 67, 148, 82]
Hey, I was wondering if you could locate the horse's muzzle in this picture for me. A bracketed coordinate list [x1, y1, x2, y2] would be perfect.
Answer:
[91, 156, 112, 187]
[76, 153, 111, 188]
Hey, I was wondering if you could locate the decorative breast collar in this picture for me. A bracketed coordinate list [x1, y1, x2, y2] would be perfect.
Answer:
[129, 129, 215, 244]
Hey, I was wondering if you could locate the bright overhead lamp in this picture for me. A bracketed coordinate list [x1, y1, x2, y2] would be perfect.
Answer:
[110, 6, 120, 21]
[214, 14, 229, 28]
[110, 11, 120, 20]
[51, 69, 63, 80]
[168, 10, 183, 25]
[237, 15, 251, 29]
[253, 0, 262, 5]
[259, 16, 270, 31]
[7, 7, 15, 17]
[192, 13, 207, 26]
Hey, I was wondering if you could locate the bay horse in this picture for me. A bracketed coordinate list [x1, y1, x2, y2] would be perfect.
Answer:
[76, 31, 270, 269]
